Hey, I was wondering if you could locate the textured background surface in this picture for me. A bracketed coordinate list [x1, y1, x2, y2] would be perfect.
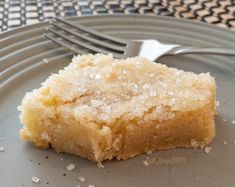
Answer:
[0, 0, 235, 32]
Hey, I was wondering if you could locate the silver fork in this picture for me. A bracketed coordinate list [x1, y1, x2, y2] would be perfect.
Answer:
[45, 17, 235, 61]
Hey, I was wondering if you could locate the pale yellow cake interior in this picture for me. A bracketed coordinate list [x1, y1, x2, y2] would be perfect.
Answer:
[19, 54, 216, 162]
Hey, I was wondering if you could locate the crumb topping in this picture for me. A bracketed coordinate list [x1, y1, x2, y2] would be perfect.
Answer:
[23, 54, 215, 127]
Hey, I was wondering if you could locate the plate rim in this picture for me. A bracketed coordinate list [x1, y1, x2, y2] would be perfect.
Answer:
[1, 14, 235, 38]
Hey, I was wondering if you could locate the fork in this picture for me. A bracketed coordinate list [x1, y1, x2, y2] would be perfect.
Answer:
[45, 17, 235, 61]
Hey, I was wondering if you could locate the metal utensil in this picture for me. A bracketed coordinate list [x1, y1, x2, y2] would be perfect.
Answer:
[45, 17, 235, 61]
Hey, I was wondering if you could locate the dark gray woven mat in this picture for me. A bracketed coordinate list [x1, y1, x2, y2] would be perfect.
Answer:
[0, 0, 235, 32]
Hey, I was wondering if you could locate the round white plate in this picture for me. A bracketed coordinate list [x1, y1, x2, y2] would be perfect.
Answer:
[1, 15, 235, 187]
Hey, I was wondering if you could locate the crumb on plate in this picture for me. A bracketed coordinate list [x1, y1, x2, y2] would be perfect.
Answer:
[31, 176, 40, 183]
[66, 164, 75, 171]
[78, 176, 86, 182]
[204, 146, 212, 154]
[0, 146, 4, 152]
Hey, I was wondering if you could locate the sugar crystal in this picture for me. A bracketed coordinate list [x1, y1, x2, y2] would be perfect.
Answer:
[31, 176, 40, 183]
[67, 164, 75, 171]
[78, 176, 86, 182]
[97, 162, 105, 168]
[149, 91, 157, 97]
[41, 131, 51, 141]
[0, 146, 4, 152]
[143, 156, 150, 167]
[146, 151, 153, 155]
[95, 73, 101, 80]
[204, 146, 212, 154]
[43, 58, 48, 64]
[17, 106, 22, 111]
[142, 84, 150, 90]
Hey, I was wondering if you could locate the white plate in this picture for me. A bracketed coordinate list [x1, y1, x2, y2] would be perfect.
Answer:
[1, 15, 235, 187]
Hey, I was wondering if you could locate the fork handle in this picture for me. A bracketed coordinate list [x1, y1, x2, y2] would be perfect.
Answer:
[171, 47, 235, 57]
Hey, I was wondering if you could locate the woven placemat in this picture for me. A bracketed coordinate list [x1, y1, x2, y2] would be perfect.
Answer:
[0, 0, 235, 32]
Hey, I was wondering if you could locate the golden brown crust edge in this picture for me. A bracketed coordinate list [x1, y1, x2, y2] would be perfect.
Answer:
[20, 91, 215, 163]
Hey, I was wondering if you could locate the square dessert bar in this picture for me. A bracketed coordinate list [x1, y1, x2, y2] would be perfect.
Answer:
[19, 54, 216, 162]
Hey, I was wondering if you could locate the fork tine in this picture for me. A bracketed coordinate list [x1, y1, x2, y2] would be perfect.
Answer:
[51, 21, 126, 52]
[47, 27, 124, 57]
[55, 17, 127, 46]
[45, 34, 86, 55]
